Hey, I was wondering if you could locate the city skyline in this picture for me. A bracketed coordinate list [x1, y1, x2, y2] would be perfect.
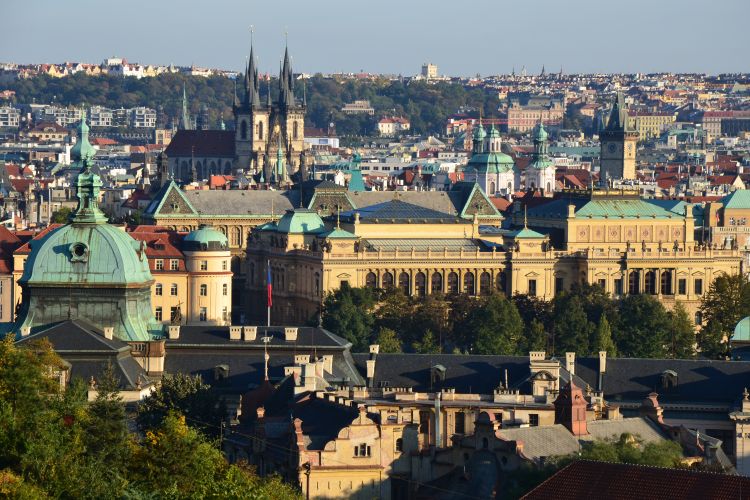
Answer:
[2, 0, 749, 76]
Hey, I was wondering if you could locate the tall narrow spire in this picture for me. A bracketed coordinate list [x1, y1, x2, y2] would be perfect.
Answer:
[180, 83, 192, 130]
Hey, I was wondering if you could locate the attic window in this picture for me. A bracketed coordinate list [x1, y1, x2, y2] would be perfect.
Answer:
[661, 370, 678, 390]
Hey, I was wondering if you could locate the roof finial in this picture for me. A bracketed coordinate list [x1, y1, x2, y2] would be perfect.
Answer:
[336, 206, 341, 229]
[262, 334, 271, 381]
[744, 387, 749, 401]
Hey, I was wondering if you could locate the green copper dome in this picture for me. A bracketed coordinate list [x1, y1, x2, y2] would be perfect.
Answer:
[14, 143, 159, 342]
[466, 152, 515, 174]
[20, 224, 152, 286]
[488, 124, 501, 138]
[733, 317, 750, 343]
[183, 224, 228, 251]
[534, 122, 548, 142]
[473, 124, 487, 141]
[70, 111, 96, 166]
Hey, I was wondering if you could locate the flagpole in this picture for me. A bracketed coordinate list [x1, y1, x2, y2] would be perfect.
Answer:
[267, 259, 271, 327]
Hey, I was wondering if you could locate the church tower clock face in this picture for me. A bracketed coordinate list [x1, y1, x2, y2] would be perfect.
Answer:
[607, 143, 617, 154]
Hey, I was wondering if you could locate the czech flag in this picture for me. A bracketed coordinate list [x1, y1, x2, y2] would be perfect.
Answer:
[266, 262, 273, 308]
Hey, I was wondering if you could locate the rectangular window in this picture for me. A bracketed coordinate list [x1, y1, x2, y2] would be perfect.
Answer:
[200, 284, 207, 296]
[555, 277, 564, 294]
[155, 283, 162, 296]
[614, 278, 623, 296]
[222, 283, 228, 296]
[597, 278, 606, 290]
[455, 412, 466, 434]
[199, 307, 207, 322]
[170, 259, 179, 271]
[678, 278, 687, 295]
[222, 260, 228, 271]
[529, 414, 539, 427]
[155, 307, 162, 321]
[170, 306, 178, 321]
[170, 284, 178, 296]
[528, 279, 537, 297]
[155, 259, 164, 271]
[354, 443, 371, 457]
[200, 260, 208, 271]
[694, 278, 703, 295]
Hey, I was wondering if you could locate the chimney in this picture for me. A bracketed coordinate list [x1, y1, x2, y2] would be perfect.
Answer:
[366, 359, 376, 386]
[369, 344, 380, 355]
[322, 354, 333, 374]
[229, 326, 242, 340]
[103, 327, 114, 340]
[167, 325, 180, 339]
[639, 392, 664, 424]
[285, 327, 298, 342]
[529, 351, 546, 362]
[554, 381, 588, 436]
[294, 354, 310, 365]
[567, 204, 576, 218]
[243, 326, 257, 341]
[598, 351, 607, 391]
[20, 326, 31, 337]
[565, 352, 576, 376]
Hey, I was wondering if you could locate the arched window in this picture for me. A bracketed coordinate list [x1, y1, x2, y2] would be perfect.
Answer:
[660, 270, 673, 295]
[628, 270, 640, 295]
[695, 311, 703, 325]
[415, 272, 426, 297]
[224, 161, 232, 174]
[645, 270, 656, 295]
[463, 272, 475, 295]
[365, 272, 377, 288]
[480, 272, 491, 296]
[507, 182, 512, 192]
[431, 272, 443, 294]
[382, 272, 394, 289]
[398, 272, 410, 295]
[546, 182, 552, 192]
[496, 272, 506, 294]
[489, 181, 496, 194]
[200, 284, 207, 296]
[447, 272, 459, 294]
[240, 120, 247, 140]
[209, 160, 217, 175]
[293, 121, 299, 140]
[258, 121, 264, 140]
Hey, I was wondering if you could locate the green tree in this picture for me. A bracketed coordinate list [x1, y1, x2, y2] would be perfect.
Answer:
[524, 319, 548, 353]
[699, 273, 750, 356]
[579, 433, 683, 468]
[666, 303, 696, 359]
[448, 293, 482, 351]
[322, 283, 377, 351]
[51, 206, 72, 223]
[374, 327, 402, 353]
[136, 373, 225, 436]
[469, 293, 524, 355]
[130, 413, 301, 499]
[616, 295, 670, 358]
[552, 295, 593, 356]
[412, 329, 440, 354]
[593, 314, 617, 357]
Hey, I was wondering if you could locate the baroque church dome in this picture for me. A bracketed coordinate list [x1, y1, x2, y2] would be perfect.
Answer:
[15, 114, 159, 341]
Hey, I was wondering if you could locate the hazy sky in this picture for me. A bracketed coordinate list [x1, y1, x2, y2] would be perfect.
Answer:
[2, 0, 748, 76]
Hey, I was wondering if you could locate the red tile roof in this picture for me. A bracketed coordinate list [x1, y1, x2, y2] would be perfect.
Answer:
[522, 460, 750, 500]
[91, 137, 118, 146]
[0, 226, 22, 273]
[14, 224, 63, 255]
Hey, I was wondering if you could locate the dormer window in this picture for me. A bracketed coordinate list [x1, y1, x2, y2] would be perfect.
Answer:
[661, 370, 678, 390]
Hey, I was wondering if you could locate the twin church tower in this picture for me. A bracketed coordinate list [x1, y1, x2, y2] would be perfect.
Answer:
[234, 42, 307, 184]
[164, 42, 307, 186]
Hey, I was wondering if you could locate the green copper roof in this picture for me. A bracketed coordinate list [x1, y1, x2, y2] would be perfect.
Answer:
[488, 124, 501, 138]
[466, 152, 515, 174]
[274, 209, 326, 234]
[534, 122, 548, 141]
[734, 317, 750, 342]
[20, 224, 152, 287]
[184, 224, 228, 250]
[320, 227, 357, 239]
[529, 197, 685, 219]
[722, 190, 750, 209]
[507, 227, 546, 239]
[70, 112, 96, 166]
[473, 124, 487, 140]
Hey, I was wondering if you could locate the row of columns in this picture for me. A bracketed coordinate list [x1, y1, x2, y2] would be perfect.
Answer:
[364, 268, 507, 297]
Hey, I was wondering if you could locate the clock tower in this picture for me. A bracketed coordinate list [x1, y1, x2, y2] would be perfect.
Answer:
[599, 93, 638, 182]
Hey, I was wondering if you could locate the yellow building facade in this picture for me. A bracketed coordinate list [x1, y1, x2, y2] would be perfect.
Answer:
[246, 189, 743, 325]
